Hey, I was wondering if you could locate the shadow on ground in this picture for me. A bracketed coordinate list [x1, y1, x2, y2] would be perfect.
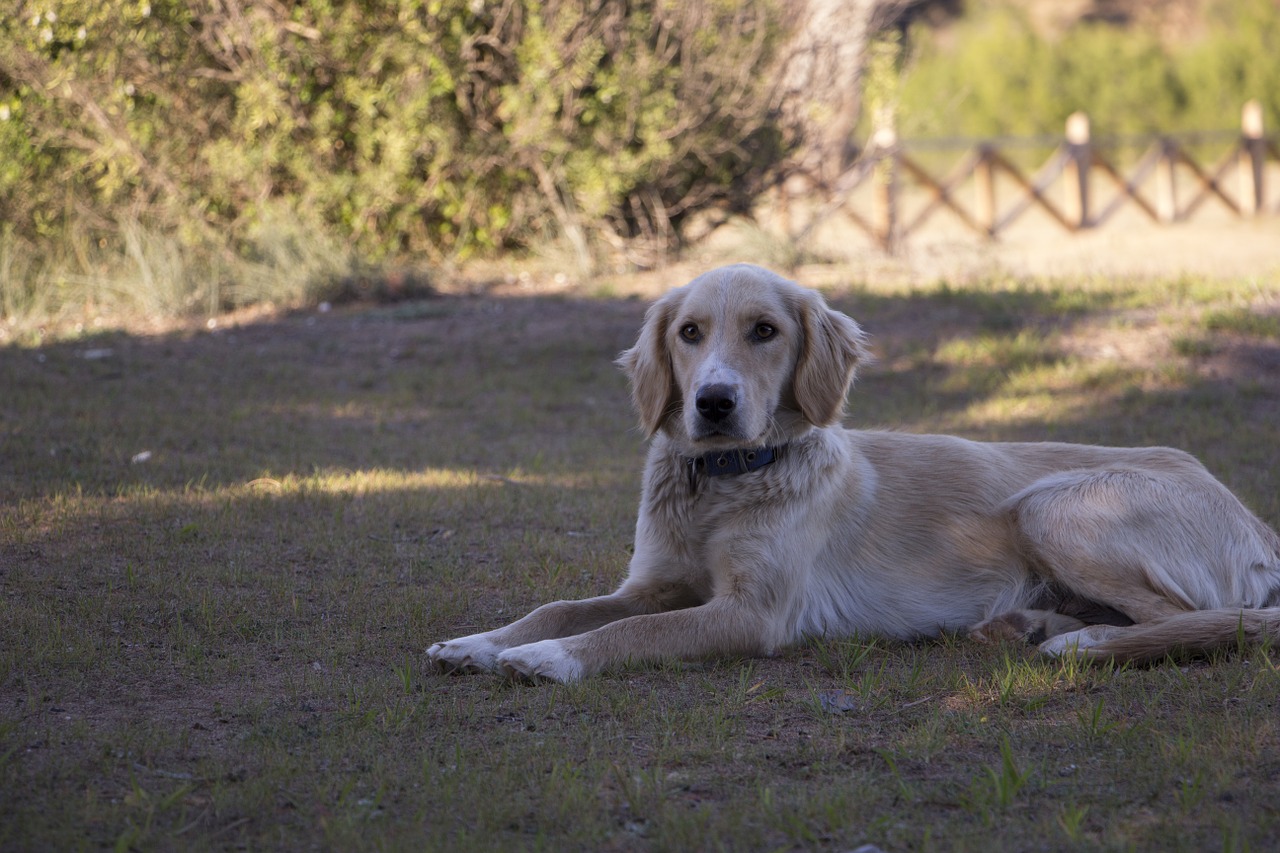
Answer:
[4, 281, 1278, 506]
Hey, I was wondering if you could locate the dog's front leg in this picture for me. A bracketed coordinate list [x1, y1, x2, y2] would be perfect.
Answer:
[427, 593, 657, 674]
[496, 596, 777, 683]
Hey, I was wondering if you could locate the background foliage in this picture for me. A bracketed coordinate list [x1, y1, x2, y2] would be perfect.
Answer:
[2, 0, 1279, 326]
[0, 0, 786, 320]
[897, 0, 1280, 139]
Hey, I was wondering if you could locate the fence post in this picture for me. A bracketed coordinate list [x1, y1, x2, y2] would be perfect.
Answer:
[873, 126, 899, 254]
[975, 144, 996, 236]
[1155, 139, 1178, 223]
[1064, 111, 1091, 230]
[1240, 99, 1265, 217]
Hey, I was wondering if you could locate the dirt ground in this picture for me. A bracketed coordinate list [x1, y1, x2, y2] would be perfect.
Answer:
[457, 179, 1280, 301]
[878, 213, 1280, 283]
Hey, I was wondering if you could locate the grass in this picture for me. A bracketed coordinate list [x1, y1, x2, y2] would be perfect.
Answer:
[0, 214, 430, 344]
[3, 270, 1280, 850]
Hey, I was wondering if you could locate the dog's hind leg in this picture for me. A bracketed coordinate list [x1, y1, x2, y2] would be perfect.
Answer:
[1039, 607, 1280, 662]
[1002, 461, 1280, 638]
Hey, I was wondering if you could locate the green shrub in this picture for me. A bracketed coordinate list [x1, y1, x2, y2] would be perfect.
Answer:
[898, 0, 1280, 140]
[1177, 0, 1280, 133]
[0, 1, 787, 323]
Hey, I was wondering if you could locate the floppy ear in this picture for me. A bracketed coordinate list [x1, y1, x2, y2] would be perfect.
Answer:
[616, 290, 681, 437]
[792, 289, 870, 426]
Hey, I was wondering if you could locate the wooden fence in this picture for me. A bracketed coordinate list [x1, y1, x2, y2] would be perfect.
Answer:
[776, 101, 1279, 252]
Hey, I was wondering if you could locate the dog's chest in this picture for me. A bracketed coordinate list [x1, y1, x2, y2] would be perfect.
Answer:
[650, 477, 778, 539]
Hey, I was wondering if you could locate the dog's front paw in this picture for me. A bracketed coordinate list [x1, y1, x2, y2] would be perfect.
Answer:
[497, 640, 585, 684]
[427, 632, 504, 675]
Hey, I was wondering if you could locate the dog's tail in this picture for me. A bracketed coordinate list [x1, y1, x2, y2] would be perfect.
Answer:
[1039, 607, 1280, 664]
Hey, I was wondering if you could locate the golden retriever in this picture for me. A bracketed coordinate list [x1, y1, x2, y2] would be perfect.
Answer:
[428, 264, 1280, 682]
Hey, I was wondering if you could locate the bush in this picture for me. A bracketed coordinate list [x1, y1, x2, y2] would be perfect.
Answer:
[0, 1, 787, 323]
[897, 0, 1280, 140]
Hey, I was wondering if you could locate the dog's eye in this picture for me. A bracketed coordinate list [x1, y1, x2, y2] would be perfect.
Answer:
[753, 323, 776, 341]
[679, 323, 701, 343]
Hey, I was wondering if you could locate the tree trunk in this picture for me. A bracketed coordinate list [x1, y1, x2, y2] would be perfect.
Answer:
[776, 0, 914, 183]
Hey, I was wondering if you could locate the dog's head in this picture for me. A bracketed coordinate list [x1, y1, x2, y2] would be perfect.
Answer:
[617, 264, 869, 450]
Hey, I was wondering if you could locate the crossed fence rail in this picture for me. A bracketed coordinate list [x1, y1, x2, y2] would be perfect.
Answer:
[775, 101, 1279, 252]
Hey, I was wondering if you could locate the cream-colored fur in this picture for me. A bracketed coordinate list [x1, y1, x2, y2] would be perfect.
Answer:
[428, 264, 1280, 682]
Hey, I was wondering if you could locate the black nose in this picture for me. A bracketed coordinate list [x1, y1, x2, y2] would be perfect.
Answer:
[695, 384, 737, 423]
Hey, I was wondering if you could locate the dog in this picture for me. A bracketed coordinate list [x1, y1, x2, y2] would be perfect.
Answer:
[428, 264, 1280, 682]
